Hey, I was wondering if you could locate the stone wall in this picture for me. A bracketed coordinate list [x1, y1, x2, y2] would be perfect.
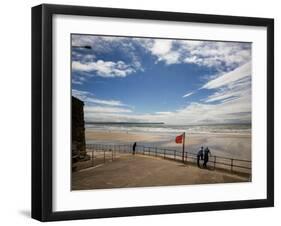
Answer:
[72, 96, 87, 163]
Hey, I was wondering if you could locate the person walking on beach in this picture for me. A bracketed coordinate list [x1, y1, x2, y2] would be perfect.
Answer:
[132, 142, 137, 155]
[203, 147, 211, 168]
[197, 147, 204, 168]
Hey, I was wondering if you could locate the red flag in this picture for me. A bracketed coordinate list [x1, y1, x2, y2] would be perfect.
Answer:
[175, 134, 184, 144]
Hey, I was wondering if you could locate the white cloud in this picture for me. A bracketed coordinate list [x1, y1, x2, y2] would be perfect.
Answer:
[72, 89, 128, 107]
[139, 38, 251, 70]
[84, 97, 251, 124]
[151, 39, 172, 55]
[148, 40, 180, 64]
[138, 39, 180, 65]
[72, 89, 91, 100]
[71, 35, 143, 83]
[162, 51, 180, 65]
[205, 77, 251, 103]
[72, 79, 83, 85]
[72, 75, 86, 85]
[85, 106, 132, 114]
[184, 56, 202, 64]
[181, 41, 251, 70]
[202, 61, 251, 90]
[72, 60, 136, 78]
[85, 97, 127, 107]
[72, 34, 251, 73]
[182, 92, 194, 98]
[72, 35, 126, 53]
[202, 61, 251, 105]
[155, 111, 173, 115]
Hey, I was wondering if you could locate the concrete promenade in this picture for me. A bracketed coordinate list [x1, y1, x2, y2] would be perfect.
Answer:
[72, 154, 250, 190]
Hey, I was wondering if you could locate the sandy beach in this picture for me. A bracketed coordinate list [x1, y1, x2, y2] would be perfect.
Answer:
[85, 129, 251, 160]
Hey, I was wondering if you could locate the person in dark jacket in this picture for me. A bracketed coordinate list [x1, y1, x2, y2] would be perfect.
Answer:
[203, 147, 211, 168]
[197, 147, 204, 168]
[132, 142, 137, 155]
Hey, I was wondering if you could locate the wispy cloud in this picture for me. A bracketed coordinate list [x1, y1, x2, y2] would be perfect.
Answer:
[155, 111, 173, 115]
[72, 89, 128, 107]
[202, 61, 251, 105]
[84, 98, 251, 124]
[72, 79, 83, 85]
[85, 97, 127, 107]
[202, 61, 251, 90]
[72, 75, 86, 85]
[182, 92, 194, 98]
[85, 106, 132, 114]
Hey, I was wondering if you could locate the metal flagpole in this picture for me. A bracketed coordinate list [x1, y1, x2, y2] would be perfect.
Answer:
[182, 132, 185, 163]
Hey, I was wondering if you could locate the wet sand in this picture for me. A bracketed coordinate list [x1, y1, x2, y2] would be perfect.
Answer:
[86, 130, 166, 143]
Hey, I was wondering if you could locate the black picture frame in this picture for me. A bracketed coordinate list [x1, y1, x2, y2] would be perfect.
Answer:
[32, 4, 274, 222]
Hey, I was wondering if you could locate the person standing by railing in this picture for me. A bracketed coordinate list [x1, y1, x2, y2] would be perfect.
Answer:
[203, 147, 211, 168]
[197, 147, 204, 168]
[132, 142, 137, 155]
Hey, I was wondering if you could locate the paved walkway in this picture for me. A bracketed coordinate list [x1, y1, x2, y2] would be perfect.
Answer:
[72, 154, 250, 190]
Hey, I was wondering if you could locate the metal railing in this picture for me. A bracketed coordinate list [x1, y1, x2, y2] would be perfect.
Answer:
[76, 143, 251, 175]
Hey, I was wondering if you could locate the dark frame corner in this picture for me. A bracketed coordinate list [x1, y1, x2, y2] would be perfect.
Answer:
[32, 4, 274, 222]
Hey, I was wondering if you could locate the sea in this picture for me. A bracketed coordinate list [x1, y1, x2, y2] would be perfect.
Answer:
[85, 123, 251, 136]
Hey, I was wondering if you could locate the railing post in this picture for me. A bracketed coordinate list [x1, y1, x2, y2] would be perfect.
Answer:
[92, 150, 94, 167]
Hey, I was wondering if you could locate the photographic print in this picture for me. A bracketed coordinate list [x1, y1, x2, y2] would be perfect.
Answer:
[32, 4, 274, 221]
[71, 34, 252, 190]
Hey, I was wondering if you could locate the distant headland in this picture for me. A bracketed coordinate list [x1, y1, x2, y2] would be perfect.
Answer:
[86, 122, 165, 125]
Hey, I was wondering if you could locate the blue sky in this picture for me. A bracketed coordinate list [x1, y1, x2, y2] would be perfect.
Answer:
[72, 35, 252, 125]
